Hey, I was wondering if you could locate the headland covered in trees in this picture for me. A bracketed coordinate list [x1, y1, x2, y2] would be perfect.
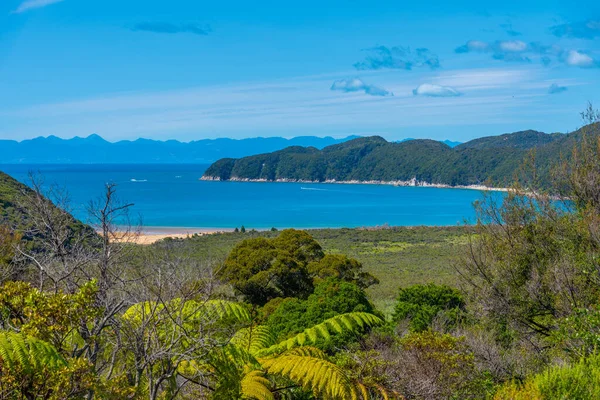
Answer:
[203, 123, 600, 190]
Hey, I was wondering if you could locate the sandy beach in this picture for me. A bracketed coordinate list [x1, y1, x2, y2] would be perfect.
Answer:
[117, 227, 234, 245]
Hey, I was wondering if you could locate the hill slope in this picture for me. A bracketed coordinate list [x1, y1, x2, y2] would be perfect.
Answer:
[0, 171, 93, 239]
[203, 124, 599, 188]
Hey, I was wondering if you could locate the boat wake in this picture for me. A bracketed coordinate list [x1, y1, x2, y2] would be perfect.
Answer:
[130, 179, 148, 182]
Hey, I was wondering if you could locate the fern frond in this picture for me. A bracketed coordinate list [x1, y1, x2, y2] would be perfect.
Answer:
[376, 384, 391, 400]
[357, 383, 370, 400]
[355, 382, 400, 400]
[0, 331, 67, 374]
[281, 346, 327, 359]
[262, 352, 357, 400]
[122, 299, 251, 326]
[241, 370, 274, 400]
[220, 343, 262, 370]
[121, 301, 165, 323]
[256, 312, 383, 357]
[182, 299, 252, 323]
[232, 325, 277, 354]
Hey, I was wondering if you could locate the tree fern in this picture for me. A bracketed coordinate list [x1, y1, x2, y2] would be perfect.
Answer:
[188, 299, 252, 323]
[178, 310, 387, 399]
[232, 325, 277, 354]
[122, 299, 251, 325]
[0, 331, 66, 374]
[241, 370, 274, 400]
[256, 312, 383, 357]
[281, 346, 328, 359]
[261, 348, 358, 400]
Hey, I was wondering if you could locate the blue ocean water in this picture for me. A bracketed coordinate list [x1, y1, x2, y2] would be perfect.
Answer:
[0, 164, 498, 229]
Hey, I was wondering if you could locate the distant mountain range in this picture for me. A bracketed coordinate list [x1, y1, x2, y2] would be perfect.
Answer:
[0, 135, 363, 164]
[0, 134, 464, 164]
[202, 125, 599, 188]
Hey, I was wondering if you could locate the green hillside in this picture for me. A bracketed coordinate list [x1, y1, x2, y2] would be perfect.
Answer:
[0, 171, 93, 240]
[204, 123, 599, 188]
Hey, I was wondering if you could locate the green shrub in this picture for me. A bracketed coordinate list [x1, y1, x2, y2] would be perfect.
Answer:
[399, 331, 495, 399]
[392, 283, 465, 332]
[266, 278, 377, 347]
[308, 254, 379, 288]
[551, 305, 600, 360]
[495, 354, 600, 400]
[218, 230, 321, 305]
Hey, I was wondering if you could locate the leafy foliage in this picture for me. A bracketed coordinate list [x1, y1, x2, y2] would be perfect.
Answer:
[551, 305, 600, 360]
[0, 331, 96, 399]
[265, 279, 378, 344]
[0, 331, 67, 372]
[240, 370, 273, 400]
[257, 312, 383, 357]
[0, 225, 21, 281]
[142, 225, 470, 315]
[308, 254, 378, 289]
[219, 230, 319, 305]
[0, 280, 100, 351]
[398, 331, 492, 399]
[203, 311, 384, 399]
[219, 230, 376, 307]
[495, 354, 600, 400]
[392, 283, 465, 332]
[261, 351, 357, 399]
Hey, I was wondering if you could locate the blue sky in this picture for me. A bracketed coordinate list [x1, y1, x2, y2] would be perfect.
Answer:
[0, 0, 599, 142]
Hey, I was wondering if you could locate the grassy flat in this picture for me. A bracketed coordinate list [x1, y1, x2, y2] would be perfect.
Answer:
[150, 226, 472, 315]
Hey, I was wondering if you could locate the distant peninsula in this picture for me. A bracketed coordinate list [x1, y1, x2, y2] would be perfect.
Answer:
[202, 124, 599, 189]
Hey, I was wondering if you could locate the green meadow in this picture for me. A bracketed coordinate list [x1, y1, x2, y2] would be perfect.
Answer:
[153, 226, 472, 314]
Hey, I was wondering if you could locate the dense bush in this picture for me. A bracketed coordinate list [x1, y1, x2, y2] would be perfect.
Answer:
[218, 230, 319, 305]
[219, 229, 377, 306]
[336, 330, 495, 400]
[495, 354, 600, 399]
[308, 254, 379, 289]
[392, 283, 465, 332]
[266, 278, 377, 344]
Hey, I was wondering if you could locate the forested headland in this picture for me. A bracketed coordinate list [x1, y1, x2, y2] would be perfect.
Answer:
[2, 107, 600, 398]
[203, 121, 600, 189]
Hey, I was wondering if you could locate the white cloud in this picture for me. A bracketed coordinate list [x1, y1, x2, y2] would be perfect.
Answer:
[330, 78, 393, 96]
[330, 78, 365, 92]
[564, 50, 595, 67]
[548, 83, 568, 94]
[412, 84, 462, 97]
[499, 40, 527, 52]
[13, 0, 64, 14]
[467, 40, 490, 51]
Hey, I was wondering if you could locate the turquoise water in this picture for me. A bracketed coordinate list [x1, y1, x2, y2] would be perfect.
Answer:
[0, 164, 498, 229]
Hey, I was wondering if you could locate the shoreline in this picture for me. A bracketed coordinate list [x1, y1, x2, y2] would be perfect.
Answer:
[200, 176, 510, 192]
[113, 227, 234, 245]
[136, 226, 235, 235]
[119, 224, 470, 245]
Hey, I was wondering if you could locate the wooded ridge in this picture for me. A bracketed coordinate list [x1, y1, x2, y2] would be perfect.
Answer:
[203, 124, 599, 188]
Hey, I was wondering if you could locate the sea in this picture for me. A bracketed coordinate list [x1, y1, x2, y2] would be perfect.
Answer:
[0, 164, 502, 230]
